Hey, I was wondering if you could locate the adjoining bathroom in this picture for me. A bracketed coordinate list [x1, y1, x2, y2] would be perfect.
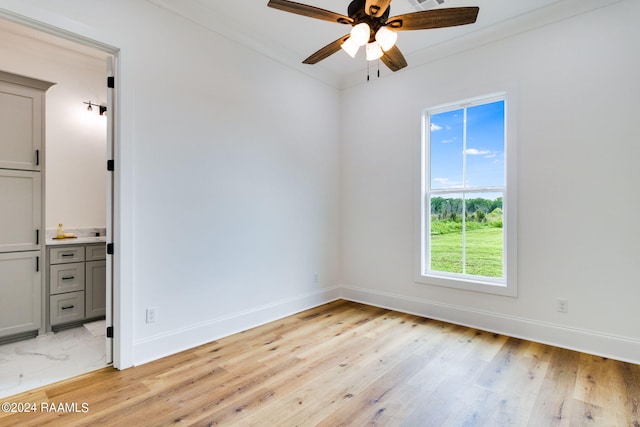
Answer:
[0, 18, 112, 398]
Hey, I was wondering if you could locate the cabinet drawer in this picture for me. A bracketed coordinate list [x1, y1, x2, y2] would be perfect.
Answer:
[50, 292, 85, 325]
[50, 263, 85, 295]
[49, 246, 84, 264]
[86, 244, 106, 261]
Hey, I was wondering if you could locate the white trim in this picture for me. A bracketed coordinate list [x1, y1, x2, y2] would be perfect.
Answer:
[133, 287, 341, 366]
[340, 285, 640, 365]
[0, 8, 118, 55]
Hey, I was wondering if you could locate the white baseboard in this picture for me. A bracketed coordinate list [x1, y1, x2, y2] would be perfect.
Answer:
[340, 285, 640, 365]
[134, 287, 341, 366]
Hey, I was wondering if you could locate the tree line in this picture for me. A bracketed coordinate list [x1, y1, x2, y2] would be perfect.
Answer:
[431, 196, 502, 223]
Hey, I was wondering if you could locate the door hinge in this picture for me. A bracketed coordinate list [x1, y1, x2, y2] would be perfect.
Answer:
[107, 243, 114, 255]
[107, 159, 114, 171]
[106, 326, 113, 338]
[107, 76, 114, 88]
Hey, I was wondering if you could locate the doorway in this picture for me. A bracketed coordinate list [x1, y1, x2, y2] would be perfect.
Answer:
[0, 15, 118, 398]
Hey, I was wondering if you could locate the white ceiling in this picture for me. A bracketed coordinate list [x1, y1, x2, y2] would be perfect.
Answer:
[146, 0, 597, 85]
[0, 0, 619, 87]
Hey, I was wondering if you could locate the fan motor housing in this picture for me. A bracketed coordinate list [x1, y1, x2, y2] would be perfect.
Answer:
[348, 0, 391, 36]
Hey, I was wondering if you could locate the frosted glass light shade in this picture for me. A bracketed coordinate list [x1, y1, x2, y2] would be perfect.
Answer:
[375, 27, 397, 51]
[341, 37, 360, 58]
[350, 23, 371, 47]
[365, 41, 383, 61]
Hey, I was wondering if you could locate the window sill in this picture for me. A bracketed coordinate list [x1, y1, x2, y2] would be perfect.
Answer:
[415, 272, 517, 297]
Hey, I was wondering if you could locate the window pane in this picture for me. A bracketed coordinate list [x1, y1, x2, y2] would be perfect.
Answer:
[464, 192, 503, 278]
[465, 100, 505, 188]
[430, 109, 463, 190]
[429, 194, 463, 274]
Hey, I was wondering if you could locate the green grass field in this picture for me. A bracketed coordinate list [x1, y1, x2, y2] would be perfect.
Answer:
[430, 227, 503, 277]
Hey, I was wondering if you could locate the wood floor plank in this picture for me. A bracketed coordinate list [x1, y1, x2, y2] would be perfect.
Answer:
[527, 347, 580, 426]
[1, 300, 638, 426]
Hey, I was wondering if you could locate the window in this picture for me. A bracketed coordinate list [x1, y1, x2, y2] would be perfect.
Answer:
[417, 94, 517, 296]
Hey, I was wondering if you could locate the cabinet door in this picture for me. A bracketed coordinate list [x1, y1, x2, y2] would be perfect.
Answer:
[0, 80, 44, 171]
[85, 260, 106, 318]
[86, 244, 106, 261]
[0, 169, 41, 253]
[0, 251, 41, 337]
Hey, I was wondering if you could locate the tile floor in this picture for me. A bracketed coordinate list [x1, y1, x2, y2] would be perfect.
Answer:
[0, 321, 108, 398]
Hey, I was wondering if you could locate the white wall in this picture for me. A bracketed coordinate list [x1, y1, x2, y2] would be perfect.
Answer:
[0, 0, 341, 367]
[340, 0, 640, 363]
[0, 25, 107, 230]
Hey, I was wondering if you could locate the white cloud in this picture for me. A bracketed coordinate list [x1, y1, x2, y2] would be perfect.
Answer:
[484, 153, 496, 159]
[433, 177, 463, 188]
[430, 123, 443, 131]
[465, 148, 491, 155]
[441, 138, 455, 144]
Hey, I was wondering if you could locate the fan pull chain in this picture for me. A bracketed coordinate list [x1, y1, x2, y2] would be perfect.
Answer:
[366, 59, 382, 82]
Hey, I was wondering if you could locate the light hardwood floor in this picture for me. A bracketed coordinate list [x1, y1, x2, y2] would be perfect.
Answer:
[1, 300, 638, 426]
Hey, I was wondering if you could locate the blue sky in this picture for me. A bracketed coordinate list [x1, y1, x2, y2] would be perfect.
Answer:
[429, 100, 505, 192]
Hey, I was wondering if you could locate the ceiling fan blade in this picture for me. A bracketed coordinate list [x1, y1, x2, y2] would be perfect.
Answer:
[364, 0, 392, 17]
[268, 0, 353, 25]
[380, 45, 408, 72]
[303, 35, 351, 64]
[386, 7, 479, 31]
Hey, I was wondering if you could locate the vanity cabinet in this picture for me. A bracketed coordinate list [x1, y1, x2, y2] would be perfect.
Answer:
[48, 243, 106, 328]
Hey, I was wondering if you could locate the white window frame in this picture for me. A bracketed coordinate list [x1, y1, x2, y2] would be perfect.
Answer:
[416, 92, 518, 297]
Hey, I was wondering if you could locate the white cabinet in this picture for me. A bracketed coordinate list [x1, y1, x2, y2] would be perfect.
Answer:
[48, 243, 106, 328]
[0, 71, 53, 342]
[0, 252, 41, 337]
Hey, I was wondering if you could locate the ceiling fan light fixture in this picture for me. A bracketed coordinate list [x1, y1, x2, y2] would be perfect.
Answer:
[341, 37, 360, 58]
[365, 41, 383, 61]
[375, 26, 398, 51]
[350, 22, 371, 46]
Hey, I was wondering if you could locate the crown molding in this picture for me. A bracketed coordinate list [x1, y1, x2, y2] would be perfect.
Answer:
[339, 0, 624, 89]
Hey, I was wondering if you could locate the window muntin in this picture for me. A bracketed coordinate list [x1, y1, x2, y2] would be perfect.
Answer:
[419, 94, 515, 295]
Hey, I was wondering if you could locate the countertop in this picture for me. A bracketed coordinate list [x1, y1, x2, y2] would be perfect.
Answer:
[46, 236, 107, 246]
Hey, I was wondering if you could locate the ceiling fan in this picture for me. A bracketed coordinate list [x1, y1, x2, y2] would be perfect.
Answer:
[267, 0, 479, 72]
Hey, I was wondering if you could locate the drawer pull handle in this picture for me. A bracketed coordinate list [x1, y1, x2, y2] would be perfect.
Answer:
[61, 276, 75, 280]
[61, 253, 74, 257]
[61, 305, 75, 310]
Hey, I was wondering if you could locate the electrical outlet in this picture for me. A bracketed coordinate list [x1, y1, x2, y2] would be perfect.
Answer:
[313, 272, 319, 284]
[146, 307, 157, 323]
[557, 298, 568, 313]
